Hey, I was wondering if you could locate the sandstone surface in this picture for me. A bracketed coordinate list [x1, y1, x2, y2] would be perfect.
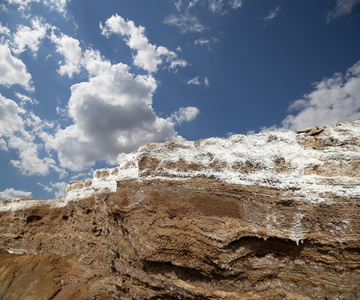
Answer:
[0, 120, 359, 299]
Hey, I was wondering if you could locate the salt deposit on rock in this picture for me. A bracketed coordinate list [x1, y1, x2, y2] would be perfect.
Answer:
[0, 120, 359, 299]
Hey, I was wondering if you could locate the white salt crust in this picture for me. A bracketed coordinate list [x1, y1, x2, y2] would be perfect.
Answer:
[1, 120, 360, 244]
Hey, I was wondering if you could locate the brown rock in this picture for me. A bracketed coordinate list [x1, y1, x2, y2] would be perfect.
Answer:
[0, 120, 360, 299]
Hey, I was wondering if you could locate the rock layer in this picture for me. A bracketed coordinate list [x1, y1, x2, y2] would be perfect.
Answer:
[0, 120, 360, 299]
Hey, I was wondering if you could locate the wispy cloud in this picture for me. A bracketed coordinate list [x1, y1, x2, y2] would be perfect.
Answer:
[164, 14, 206, 33]
[174, 0, 243, 13]
[187, 76, 210, 87]
[187, 76, 201, 85]
[204, 77, 210, 87]
[194, 37, 220, 50]
[263, 5, 281, 21]
[7, 0, 70, 15]
[327, 0, 360, 22]
[230, 0, 243, 9]
[208, 0, 224, 13]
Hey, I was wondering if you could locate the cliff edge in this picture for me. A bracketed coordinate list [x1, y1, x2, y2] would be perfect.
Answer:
[1, 120, 360, 299]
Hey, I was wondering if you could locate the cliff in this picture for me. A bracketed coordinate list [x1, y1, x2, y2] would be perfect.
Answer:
[0, 120, 359, 299]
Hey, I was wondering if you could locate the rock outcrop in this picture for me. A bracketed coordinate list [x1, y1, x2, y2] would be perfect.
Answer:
[0, 120, 359, 299]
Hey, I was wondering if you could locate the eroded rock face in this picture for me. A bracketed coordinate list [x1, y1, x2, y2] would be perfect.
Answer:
[0, 120, 359, 299]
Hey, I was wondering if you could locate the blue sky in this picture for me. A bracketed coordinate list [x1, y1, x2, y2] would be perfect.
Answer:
[0, 0, 360, 200]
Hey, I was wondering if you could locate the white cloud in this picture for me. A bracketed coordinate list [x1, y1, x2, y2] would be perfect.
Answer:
[15, 93, 39, 105]
[175, 0, 183, 11]
[0, 139, 8, 151]
[0, 22, 10, 35]
[194, 38, 210, 47]
[9, 136, 57, 176]
[164, 14, 206, 33]
[327, 0, 360, 21]
[37, 181, 66, 198]
[7, 0, 69, 14]
[0, 94, 25, 137]
[270, 60, 360, 130]
[0, 187, 32, 200]
[194, 37, 219, 50]
[44, 0, 69, 14]
[0, 94, 58, 176]
[6, 0, 40, 10]
[0, 43, 33, 91]
[188, 0, 200, 10]
[230, 0, 243, 9]
[170, 59, 188, 69]
[187, 76, 209, 86]
[12, 17, 49, 55]
[43, 55, 184, 171]
[170, 107, 200, 124]
[209, 0, 223, 13]
[204, 77, 210, 87]
[50, 31, 82, 77]
[37, 182, 53, 193]
[101, 14, 186, 73]
[263, 5, 281, 21]
[187, 76, 201, 85]
[175, 0, 243, 13]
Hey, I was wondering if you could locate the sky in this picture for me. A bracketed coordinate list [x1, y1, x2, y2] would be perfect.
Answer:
[0, 0, 359, 200]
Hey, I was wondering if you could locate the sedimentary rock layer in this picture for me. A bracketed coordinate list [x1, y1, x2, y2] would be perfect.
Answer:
[0, 120, 359, 299]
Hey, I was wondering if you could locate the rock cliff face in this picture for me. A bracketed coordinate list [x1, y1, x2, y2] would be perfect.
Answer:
[0, 120, 360, 299]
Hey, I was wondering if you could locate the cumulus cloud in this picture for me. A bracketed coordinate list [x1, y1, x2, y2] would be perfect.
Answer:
[101, 14, 186, 73]
[0, 43, 33, 91]
[0, 95, 24, 151]
[50, 31, 82, 77]
[265, 60, 360, 131]
[327, 0, 360, 21]
[12, 17, 49, 55]
[0, 187, 32, 200]
[0, 94, 58, 176]
[170, 107, 200, 124]
[43, 52, 185, 171]
[164, 14, 205, 33]
[9, 136, 57, 176]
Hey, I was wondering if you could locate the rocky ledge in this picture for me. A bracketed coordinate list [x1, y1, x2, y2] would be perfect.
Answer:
[0, 120, 359, 299]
